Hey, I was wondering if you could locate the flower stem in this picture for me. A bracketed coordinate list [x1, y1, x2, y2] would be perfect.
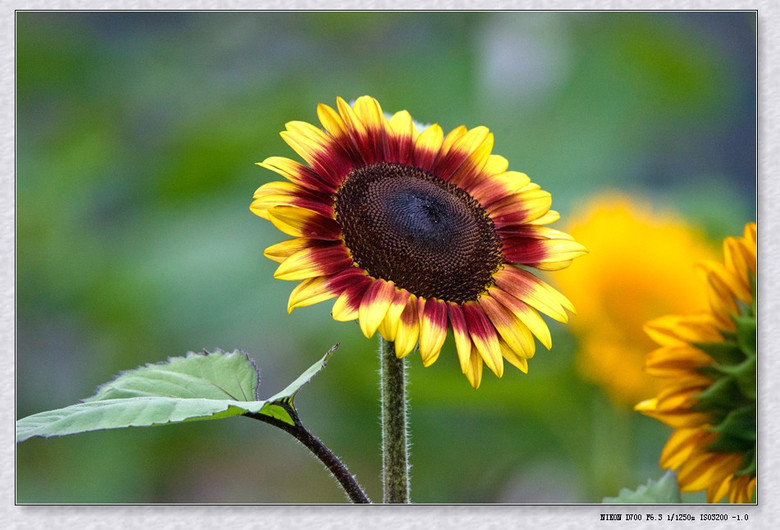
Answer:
[379, 337, 410, 503]
[246, 404, 370, 503]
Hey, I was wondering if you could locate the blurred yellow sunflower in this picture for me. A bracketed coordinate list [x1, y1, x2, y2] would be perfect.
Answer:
[554, 194, 717, 407]
[251, 96, 586, 388]
[637, 223, 756, 503]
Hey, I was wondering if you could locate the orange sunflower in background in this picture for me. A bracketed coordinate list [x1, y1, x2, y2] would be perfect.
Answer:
[554, 194, 717, 407]
[637, 223, 756, 503]
[251, 96, 586, 388]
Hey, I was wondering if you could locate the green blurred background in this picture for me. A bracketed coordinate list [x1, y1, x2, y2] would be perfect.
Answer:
[16, 11, 755, 503]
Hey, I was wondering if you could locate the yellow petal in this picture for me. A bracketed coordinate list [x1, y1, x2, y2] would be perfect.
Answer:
[250, 182, 299, 219]
[464, 349, 483, 389]
[483, 154, 509, 175]
[285, 120, 330, 145]
[336, 96, 368, 137]
[529, 209, 561, 225]
[352, 96, 386, 130]
[499, 340, 529, 373]
[263, 238, 311, 263]
[266, 205, 318, 238]
[317, 102, 347, 137]
[531, 239, 589, 270]
[388, 110, 417, 139]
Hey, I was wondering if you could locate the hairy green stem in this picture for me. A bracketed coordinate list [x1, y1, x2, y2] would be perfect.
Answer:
[379, 337, 410, 503]
[246, 403, 370, 503]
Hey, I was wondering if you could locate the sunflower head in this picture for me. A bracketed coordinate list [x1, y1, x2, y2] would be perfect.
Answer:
[554, 194, 717, 407]
[251, 96, 586, 388]
[636, 222, 756, 503]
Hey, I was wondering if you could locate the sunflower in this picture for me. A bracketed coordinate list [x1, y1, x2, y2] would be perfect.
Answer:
[636, 223, 756, 503]
[554, 194, 716, 408]
[251, 96, 586, 388]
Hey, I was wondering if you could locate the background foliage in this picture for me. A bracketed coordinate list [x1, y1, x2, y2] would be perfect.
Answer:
[16, 11, 755, 503]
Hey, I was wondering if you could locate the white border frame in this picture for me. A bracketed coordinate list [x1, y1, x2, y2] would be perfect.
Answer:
[4, 2, 776, 529]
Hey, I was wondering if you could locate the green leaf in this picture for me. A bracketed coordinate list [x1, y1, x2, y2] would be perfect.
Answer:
[85, 349, 261, 402]
[17, 347, 337, 442]
[603, 470, 682, 503]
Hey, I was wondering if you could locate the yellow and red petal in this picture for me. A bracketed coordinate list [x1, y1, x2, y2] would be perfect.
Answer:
[445, 129, 495, 189]
[330, 274, 373, 322]
[274, 244, 353, 281]
[257, 156, 338, 193]
[462, 302, 504, 377]
[266, 205, 341, 240]
[263, 237, 314, 263]
[316, 102, 348, 138]
[386, 110, 417, 165]
[490, 186, 552, 226]
[288, 266, 367, 311]
[417, 297, 448, 367]
[502, 237, 588, 271]
[252, 181, 334, 220]
[358, 279, 398, 338]
[433, 126, 492, 184]
[493, 266, 573, 322]
[447, 302, 474, 375]
[412, 123, 444, 170]
[377, 288, 411, 341]
[393, 294, 420, 358]
[488, 286, 552, 350]
[287, 276, 338, 312]
[470, 171, 531, 209]
[279, 123, 330, 168]
[479, 294, 535, 361]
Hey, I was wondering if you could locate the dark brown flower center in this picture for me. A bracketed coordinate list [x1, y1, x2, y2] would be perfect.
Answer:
[334, 162, 504, 304]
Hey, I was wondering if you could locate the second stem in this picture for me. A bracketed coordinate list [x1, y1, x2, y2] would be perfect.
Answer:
[379, 337, 410, 503]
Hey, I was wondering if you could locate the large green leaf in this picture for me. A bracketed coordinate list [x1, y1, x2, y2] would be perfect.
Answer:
[17, 347, 336, 443]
